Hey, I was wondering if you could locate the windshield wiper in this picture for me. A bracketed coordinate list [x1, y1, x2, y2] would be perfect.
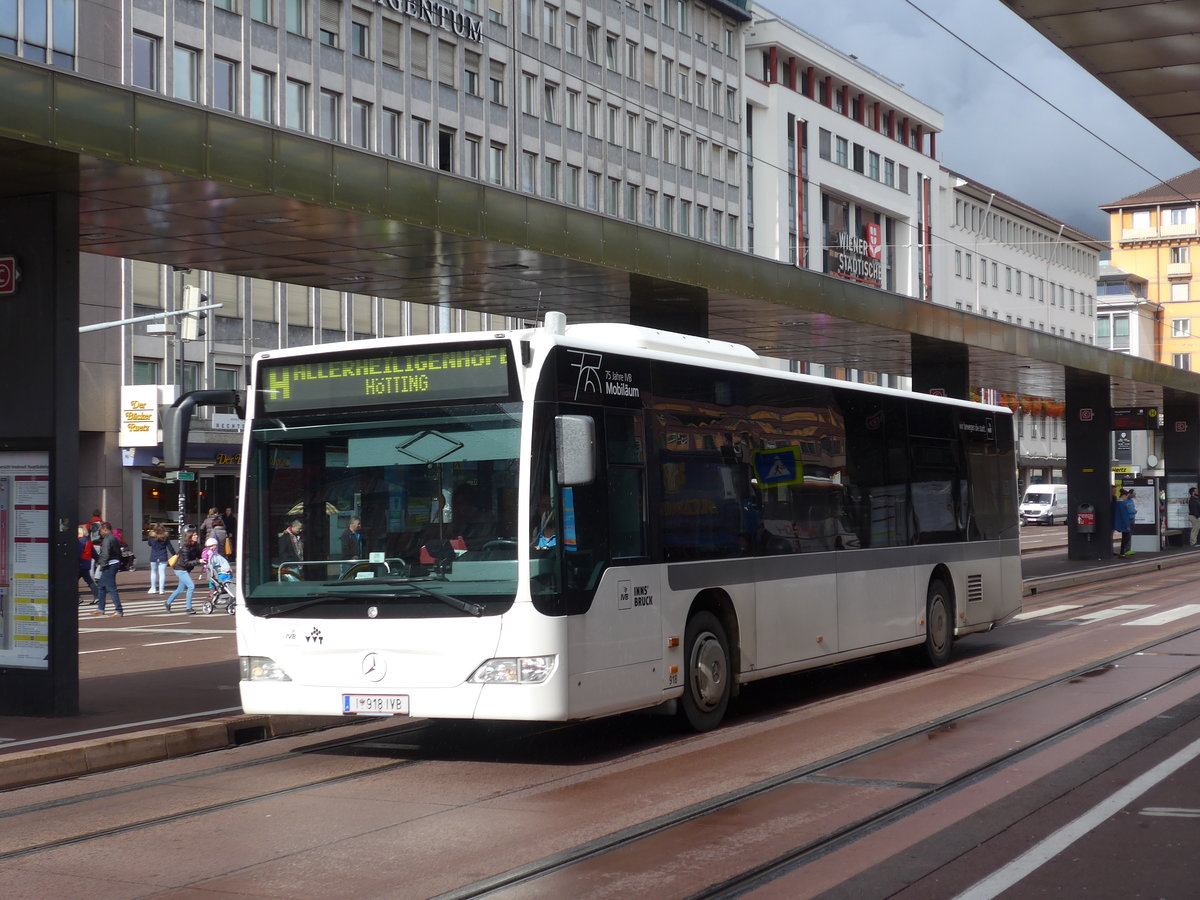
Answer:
[261, 584, 484, 618]
[348, 585, 482, 619]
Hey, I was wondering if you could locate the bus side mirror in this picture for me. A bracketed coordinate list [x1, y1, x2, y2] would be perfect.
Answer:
[162, 390, 245, 469]
[556, 415, 596, 486]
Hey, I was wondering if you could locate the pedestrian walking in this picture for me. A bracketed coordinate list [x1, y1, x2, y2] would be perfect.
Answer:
[92, 522, 125, 617]
[77, 525, 98, 604]
[1188, 487, 1200, 546]
[166, 529, 202, 614]
[145, 524, 174, 594]
[86, 508, 104, 579]
[222, 506, 238, 560]
[199, 508, 228, 548]
[1112, 489, 1135, 558]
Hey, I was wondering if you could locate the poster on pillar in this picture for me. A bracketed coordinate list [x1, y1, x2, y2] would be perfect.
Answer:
[0, 451, 50, 669]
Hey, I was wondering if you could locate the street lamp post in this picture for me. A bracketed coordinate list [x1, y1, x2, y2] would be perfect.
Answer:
[173, 266, 191, 531]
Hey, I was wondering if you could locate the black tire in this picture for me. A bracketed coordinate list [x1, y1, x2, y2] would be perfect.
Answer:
[202, 599, 214, 615]
[679, 610, 731, 732]
[920, 578, 954, 667]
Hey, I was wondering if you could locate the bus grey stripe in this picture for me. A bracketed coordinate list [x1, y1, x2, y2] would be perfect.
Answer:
[666, 540, 1017, 592]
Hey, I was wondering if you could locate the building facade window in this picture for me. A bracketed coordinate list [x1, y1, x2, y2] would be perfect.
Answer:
[319, 0, 341, 46]
[285, 79, 308, 131]
[285, 0, 305, 34]
[319, 89, 340, 140]
[488, 142, 505, 185]
[352, 7, 371, 56]
[351, 99, 370, 148]
[489, 60, 505, 104]
[411, 118, 429, 164]
[464, 51, 480, 96]
[213, 57, 237, 112]
[172, 45, 198, 101]
[250, 68, 274, 122]
[383, 109, 401, 157]
[132, 32, 158, 90]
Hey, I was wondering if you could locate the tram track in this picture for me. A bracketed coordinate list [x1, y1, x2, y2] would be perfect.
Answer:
[430, 624, 1200, 899]
[0, 719, 459, 860]
[5, 573, 1200, 897]
[0, 715, 613, 862]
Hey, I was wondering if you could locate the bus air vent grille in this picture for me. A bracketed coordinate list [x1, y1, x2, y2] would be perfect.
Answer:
[967, 574, 984, 603]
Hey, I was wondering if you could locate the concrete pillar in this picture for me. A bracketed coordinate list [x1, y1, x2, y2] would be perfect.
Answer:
[629, 275, 708, 338]
[1064, 368, 1113, 560]
[910, 335, 968, 399]
[0, 189, 80, 715]
[1163, 388, 1200, 479]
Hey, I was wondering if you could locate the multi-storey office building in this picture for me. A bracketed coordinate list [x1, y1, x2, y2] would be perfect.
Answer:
[17, 0, 753, 532]
[944, 173, 1103, 339]
[1101, 168, 1200, 373]
[741, 12, 942, 304]
[944, 172, 1104, 487]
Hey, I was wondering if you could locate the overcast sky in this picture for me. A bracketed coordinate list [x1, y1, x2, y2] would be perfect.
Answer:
[764, 0, 1198, 243]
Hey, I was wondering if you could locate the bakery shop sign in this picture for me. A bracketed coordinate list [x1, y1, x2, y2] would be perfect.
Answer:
[829, 222, 883, 288]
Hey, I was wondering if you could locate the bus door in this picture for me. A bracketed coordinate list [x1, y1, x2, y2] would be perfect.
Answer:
[562, 409, 663, 685]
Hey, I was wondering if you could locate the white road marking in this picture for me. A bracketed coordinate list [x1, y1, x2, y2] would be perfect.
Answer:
[1139, 807, 1200, 818]
[1071, 604, 1154, 623]
[1013, 605, 1081, 621]
[955, 734, 1200, 900]
[141, 636, 225, 647]
[80, 647, 127, 654]
[1123, 604, 1200, 626]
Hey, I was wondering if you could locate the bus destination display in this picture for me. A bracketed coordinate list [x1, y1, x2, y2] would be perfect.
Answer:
[259, 345, 510, 413]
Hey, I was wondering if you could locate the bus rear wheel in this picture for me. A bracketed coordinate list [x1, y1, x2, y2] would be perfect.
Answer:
[920, 578, 954, 667]
[680, 611, 731, 732]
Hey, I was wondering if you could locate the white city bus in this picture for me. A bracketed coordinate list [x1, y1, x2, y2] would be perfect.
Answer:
[166, 313, 1021, 731]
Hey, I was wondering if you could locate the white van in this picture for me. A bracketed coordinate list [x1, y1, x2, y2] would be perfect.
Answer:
[1020, 484, 1069, 525]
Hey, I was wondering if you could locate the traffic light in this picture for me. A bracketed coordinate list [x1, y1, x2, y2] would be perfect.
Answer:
[181, 284, 206, 341]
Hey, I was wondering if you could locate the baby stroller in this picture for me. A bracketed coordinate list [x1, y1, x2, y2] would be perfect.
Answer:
[202, 554, 236, 615]
[119, 543, 137, 572]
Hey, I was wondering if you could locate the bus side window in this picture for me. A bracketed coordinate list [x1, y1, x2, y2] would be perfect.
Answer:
[607, 412, 647, 559]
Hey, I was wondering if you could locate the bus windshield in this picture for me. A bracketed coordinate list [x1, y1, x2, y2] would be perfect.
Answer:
[240, 402, 522, 616]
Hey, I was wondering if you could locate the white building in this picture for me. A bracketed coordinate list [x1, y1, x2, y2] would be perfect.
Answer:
[741, 11, 942, 303]
[1096, 261, 1158, 358]
[940, 173, 1105, 487]
[942, 173, 1104, 338]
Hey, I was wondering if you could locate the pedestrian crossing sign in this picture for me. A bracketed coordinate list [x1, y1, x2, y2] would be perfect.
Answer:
[753, 447, 803, 487]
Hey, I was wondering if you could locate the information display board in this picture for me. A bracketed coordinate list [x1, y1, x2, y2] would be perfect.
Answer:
[0, 451, 50, 669]
[259, 344, 512, 414]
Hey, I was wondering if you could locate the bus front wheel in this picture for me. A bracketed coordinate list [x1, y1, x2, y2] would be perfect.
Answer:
[920, 578, 954, 667]
[680, 611, 731, 731]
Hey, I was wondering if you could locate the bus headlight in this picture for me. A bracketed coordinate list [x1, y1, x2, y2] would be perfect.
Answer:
[240, 656, 292, 682]
[470, 655, 557, 684]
